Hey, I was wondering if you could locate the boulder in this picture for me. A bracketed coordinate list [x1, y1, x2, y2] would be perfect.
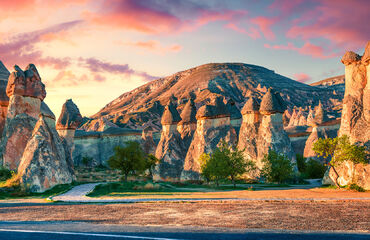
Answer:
[322, 161, 370, 190]
[6, 64, 46, 101]
[17, 116, 74, 192]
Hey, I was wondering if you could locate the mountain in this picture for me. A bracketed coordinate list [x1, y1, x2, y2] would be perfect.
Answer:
[310, 75, 345, 111]
[85, 63, 343, 130]
[0, 61, 9, 82]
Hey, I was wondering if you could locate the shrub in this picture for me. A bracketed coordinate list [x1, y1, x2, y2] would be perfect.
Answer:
[81, 156, 93, 167]
[296, 154, 306, 173]
[199, 141, 255, 187]
[0, 167, 13, 181]
[108, 141, 147, 181]
[261, 150, 294, 183]
[303, 159, 326, 179]
[348, 183, 365, 192]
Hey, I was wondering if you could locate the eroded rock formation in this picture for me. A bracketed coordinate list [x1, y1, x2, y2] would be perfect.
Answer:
[256, 88, 296, 169]
[181, 96, 237, 180]
[17, 115, 74, 193]
[303, 126, 328, 162]
[0, 64, 46, 169]
[177, 98, 197, 149]
[339, 43, 370, 147]
[154, 102, 186, 181]
[238, 97, 260, 162]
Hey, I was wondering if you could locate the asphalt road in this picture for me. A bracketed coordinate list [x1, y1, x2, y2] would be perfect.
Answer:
[0, 221, 368, 240]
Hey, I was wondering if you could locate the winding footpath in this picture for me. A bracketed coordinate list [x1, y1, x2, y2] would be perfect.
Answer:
[50, 182, 370, 203]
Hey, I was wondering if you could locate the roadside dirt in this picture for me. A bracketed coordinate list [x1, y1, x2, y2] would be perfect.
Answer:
[0, 200, 369, 232]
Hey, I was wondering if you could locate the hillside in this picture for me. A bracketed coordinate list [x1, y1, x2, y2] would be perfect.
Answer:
[85, 63, 343, 130]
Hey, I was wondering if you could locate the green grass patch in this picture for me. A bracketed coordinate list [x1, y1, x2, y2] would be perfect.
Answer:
[87, 181, 198, 197]
[0, 182, 81, 200]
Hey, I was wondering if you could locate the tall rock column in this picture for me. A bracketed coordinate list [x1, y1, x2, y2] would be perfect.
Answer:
[177, 98, 197, 150]
[237, 97, 261, 162]
[56, 99, 83, 172]
[339, 47, 369, 147]
[257, 88, 296, 170]
[181, 96, 237, 180]
[0, 64, 46, 170]
[154, 101, 186, 181]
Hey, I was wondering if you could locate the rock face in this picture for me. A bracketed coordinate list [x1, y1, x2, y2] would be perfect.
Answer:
[0, 61, 9, 137]
[56, 99, 83, 175]
[141, 126, 156, 155]
[73, 128, 142, 166]
[0, 64, 46, 169]
[181, 96, 237, 180]
[17, 115, 74, 192]
[80, 118, 119, 132]
[87, 63, 342, 131]
[255, 88, 296, 169]
[339, 42, 370, 148]
[322, 161, 370, 190]
[177, 98, 197, 149]
[154, 102, 186, 181]
[238, 97, 260, 162]
[303, 126, 328, 162]
[56, 99, 83, 146]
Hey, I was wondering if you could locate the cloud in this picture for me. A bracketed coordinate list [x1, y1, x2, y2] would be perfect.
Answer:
[250, 17, 277, 41]
[78, 57, 158, 81]
[83, 0, 247, 34]
[225, 23, 261, 39]
[120, 40, 182, 54]
[285, 0, 369, 51]
[0, 20, 82, 69]
[293, 73, 311, 83]
[264, 41, 335, 59]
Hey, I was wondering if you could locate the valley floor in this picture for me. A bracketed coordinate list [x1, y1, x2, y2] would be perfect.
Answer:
[0, 187, 369, 233]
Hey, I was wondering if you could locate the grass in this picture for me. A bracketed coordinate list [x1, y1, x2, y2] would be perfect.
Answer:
[87, 180, 297, 198]
[0, 181, 82, 200]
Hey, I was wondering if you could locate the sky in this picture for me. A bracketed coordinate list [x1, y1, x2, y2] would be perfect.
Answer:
[0, 0, 369, 117]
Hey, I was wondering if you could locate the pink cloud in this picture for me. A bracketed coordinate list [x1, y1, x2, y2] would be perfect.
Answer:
[78, 57, 158, 81]
[250, 17, 277, 41]
[293, 73, 311, 83]
[286, 0, 369, 51]
[225, 23, 261, 39]
[264, 42, 335, 59]
[84, 0, 247, 35]
[121, 40, 182, 54]
[0, 20, 81, 69]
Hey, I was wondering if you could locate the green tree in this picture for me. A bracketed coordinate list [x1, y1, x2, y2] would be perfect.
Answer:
[81, 156, 93, 167]
[199, 141, 255, 187]
[145, 154, 159, 178]
[313, 135, 368, 187]
[261, 150, 294, 183]
[108, 141, 147, 181]
[296, 154, 306, 173]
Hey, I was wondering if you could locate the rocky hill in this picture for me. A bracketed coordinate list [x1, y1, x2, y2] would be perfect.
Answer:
[0, 61, 9, 82]
[310, 75, 345, 111]
[85, 63, 343, 131]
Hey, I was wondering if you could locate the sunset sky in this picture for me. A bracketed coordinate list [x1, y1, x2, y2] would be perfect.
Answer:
[0, 0, 369, 117]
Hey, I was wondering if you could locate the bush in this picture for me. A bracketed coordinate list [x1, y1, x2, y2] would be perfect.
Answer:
[81, 156, 93, 167]
[261, 151, 294, 183]
[303, 159, 326, 179]
[296, 154, 306, 173]
[348, 183, 365, 192]
[0, 167, 13, 181]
